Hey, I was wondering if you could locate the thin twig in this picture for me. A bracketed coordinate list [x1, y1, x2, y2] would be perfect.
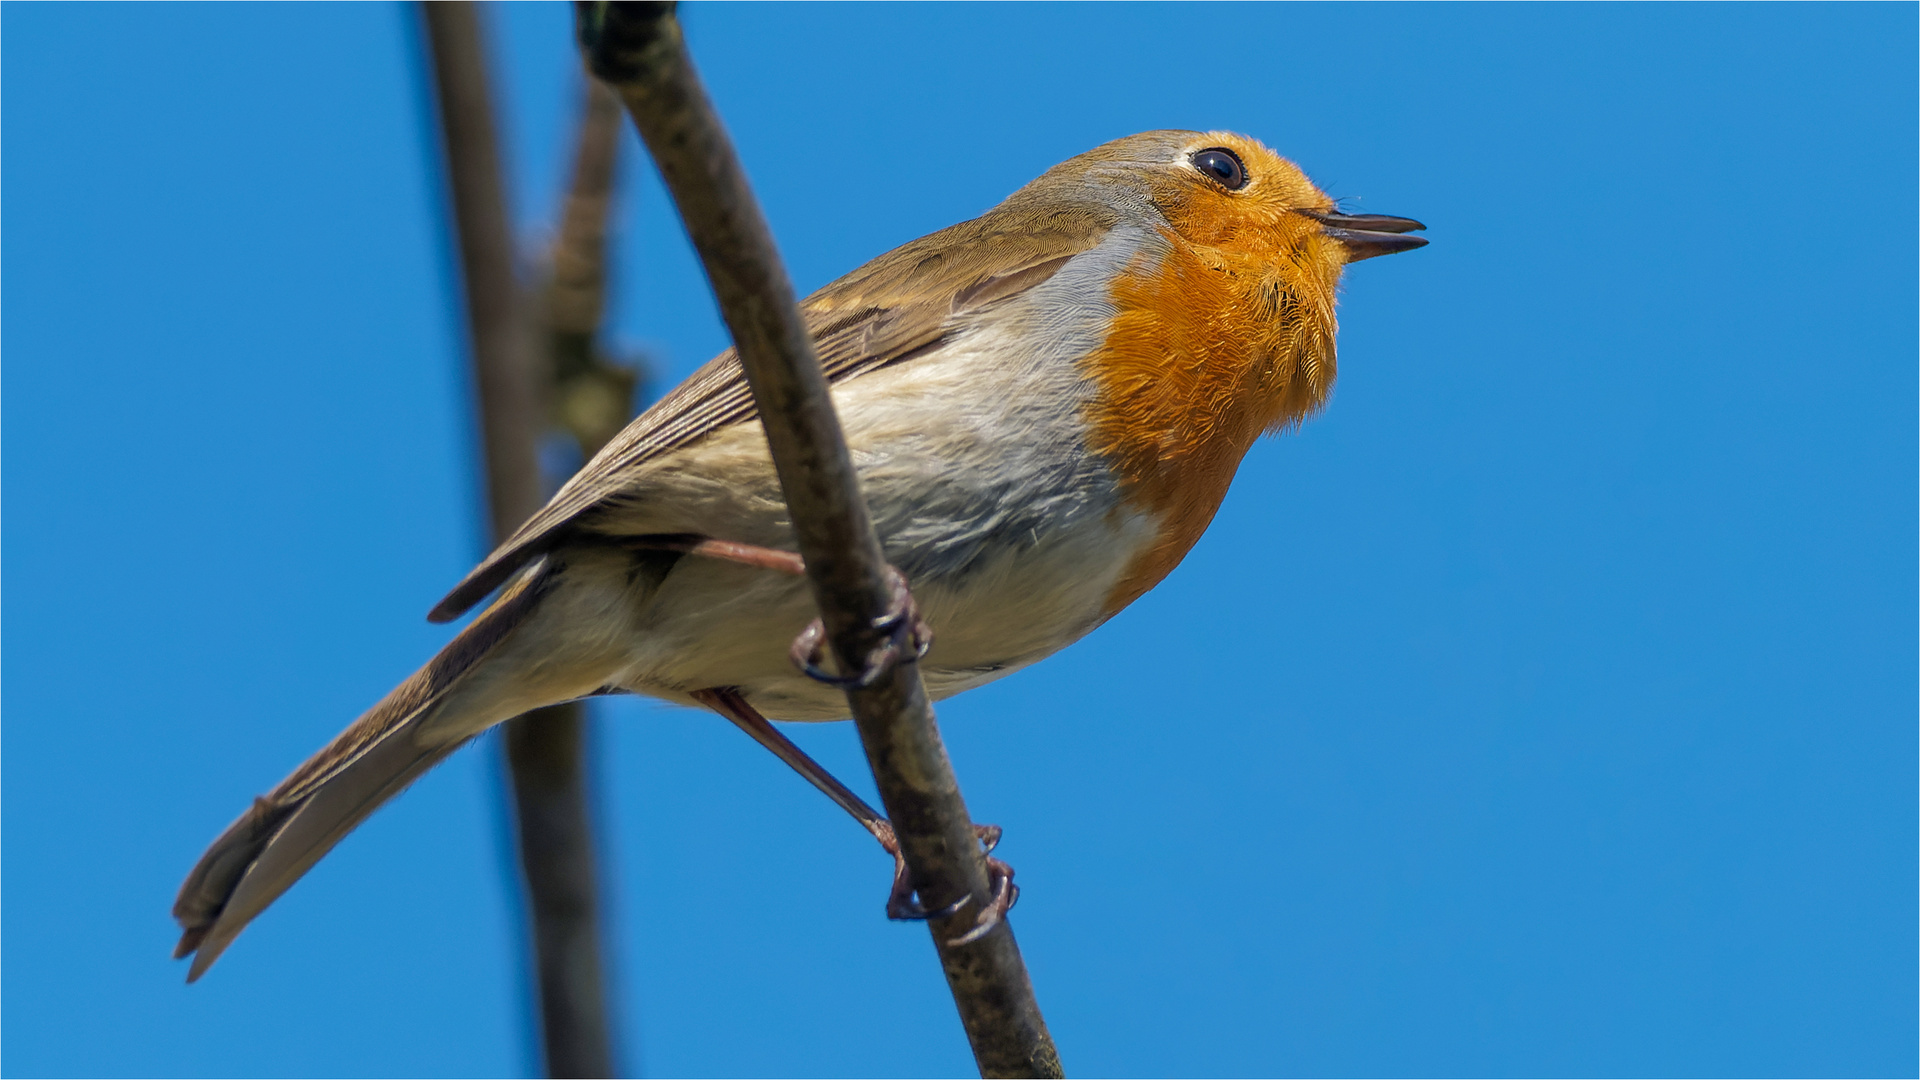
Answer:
[421, 6, 618, 1077]
[572, 4, 1062, 1076]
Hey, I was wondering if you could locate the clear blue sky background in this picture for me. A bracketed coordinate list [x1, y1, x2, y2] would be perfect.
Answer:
[4, 3, 1914, 1077]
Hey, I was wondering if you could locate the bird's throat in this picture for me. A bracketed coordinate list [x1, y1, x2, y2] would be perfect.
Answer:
[1084, 226, 1340, 615]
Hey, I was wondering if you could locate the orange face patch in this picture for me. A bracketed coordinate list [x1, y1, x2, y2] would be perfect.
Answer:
[1085, 135, 1347, 614]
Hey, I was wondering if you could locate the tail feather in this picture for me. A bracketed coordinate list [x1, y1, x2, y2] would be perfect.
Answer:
[172, 566, 555, 980]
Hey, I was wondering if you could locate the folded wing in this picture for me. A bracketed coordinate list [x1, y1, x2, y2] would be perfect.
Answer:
[429, 208, 1113, 623]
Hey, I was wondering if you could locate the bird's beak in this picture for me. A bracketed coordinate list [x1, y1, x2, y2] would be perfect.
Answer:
[1299, 209, 1428, 262]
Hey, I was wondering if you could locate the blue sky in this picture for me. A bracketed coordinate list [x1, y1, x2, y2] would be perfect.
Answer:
[4, 3, 1914, 1077]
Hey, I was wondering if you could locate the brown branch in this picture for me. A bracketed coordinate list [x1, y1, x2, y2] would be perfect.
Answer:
[421, 6, 618, 1078]
[572, 4, 1062, 1076]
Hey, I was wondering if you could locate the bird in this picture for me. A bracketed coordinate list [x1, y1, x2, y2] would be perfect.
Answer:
[172, 128, 1426, 979]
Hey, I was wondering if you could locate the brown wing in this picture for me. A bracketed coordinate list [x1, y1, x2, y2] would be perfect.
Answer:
[428, 204, 1116, 622]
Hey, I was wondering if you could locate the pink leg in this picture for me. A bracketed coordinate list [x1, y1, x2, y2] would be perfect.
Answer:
[625, 534, 807, 576]
[692, 686, 1015, 931]
[652, 533, 1017, 936]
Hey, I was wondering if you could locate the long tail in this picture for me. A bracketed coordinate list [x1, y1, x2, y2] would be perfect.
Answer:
[173, 563, 569, 981]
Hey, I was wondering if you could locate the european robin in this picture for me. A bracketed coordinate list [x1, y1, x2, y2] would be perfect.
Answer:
[173, 129, 1426, 977]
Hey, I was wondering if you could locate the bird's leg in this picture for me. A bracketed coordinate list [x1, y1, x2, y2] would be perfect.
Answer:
[689, 687, 886, 838]
[624, 535, 807, 576]
[690, 686, 940, 919]
[652, 535, 1018, 937]
[692, 686, 1015, 931]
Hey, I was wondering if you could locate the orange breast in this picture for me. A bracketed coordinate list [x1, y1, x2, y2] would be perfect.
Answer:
[1083, 219, 1342, 616]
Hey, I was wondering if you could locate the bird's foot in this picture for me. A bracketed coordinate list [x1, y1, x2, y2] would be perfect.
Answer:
[791, 564, 932, 688]
[871, 820, 1019, 944]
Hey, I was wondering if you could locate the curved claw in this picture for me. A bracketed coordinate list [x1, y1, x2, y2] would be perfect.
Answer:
[886, 844, 969, 921]
[946, 855, 1018, 947]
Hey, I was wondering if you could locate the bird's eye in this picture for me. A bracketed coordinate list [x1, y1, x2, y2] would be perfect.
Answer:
[1191, 148, 1248, 191]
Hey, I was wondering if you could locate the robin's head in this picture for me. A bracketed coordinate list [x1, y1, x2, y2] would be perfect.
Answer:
[1010, 133, 1425, 424]
[1009, 131, 1425, 449]
[1009, 129, 1426, 283]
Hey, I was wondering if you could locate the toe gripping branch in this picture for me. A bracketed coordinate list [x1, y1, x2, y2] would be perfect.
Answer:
[789, 564, 933, 690]
[873, 820, 1021, 947]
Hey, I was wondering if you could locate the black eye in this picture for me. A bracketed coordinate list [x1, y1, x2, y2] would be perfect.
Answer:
[1191, 147, 1248, 190]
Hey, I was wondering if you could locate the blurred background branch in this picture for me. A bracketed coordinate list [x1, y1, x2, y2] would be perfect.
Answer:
[422, 5, 642, 1076]
[541, 79, 643, 460]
